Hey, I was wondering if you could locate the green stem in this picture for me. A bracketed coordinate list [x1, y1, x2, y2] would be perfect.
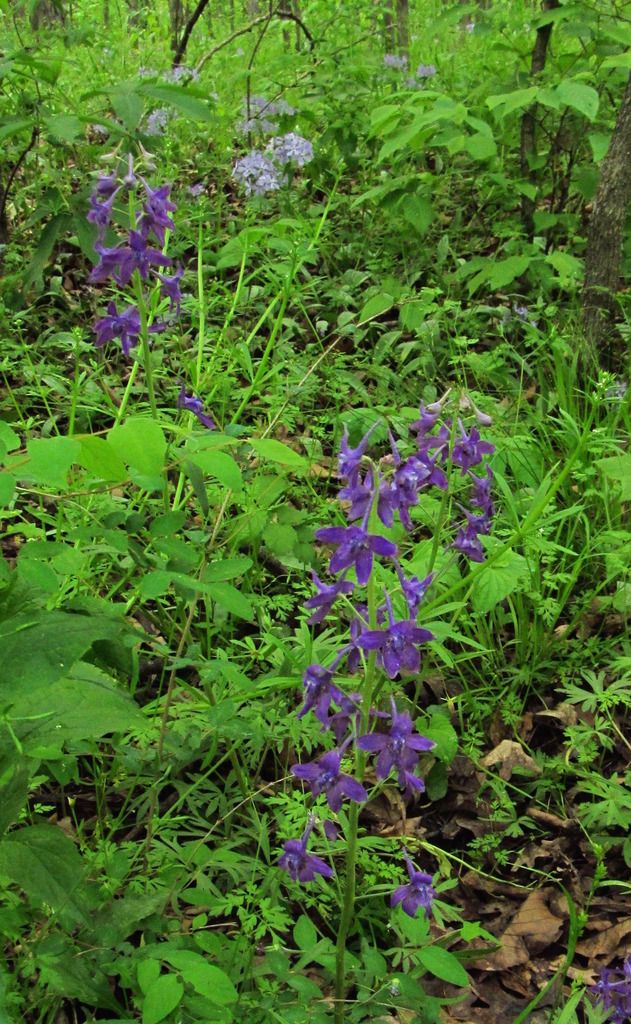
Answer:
[334, 571, 377, 1024]
[115, 359, 140, 424]
[133, 272, 159, 423]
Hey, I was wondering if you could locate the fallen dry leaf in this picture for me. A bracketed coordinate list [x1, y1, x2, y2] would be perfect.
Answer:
[481, 739, 541, 780]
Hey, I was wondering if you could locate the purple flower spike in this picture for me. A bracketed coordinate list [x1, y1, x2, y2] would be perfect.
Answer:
[87, 188, 119, 234]
[470, 465, 494, 520]
[157, 267, 184, 313]
[397, 566, 434, 618]
[297, 664, 344, 728]
[338, 423, 378, 483]
[358, 592, 433, 679]
[278, 816, 334, 883]
[177, 386, 215, 429]
[315, 525, 397, 585]
[451, 421, 495, 475]
[94, 301, 141, 355]
[291, 744, 368, 812]
[590, 956, 631, 1024]
[357, 699, 435, 795]
[391, 854, 435, 917]
[304, 572, 354, 625]
[116, 230, 172, 286]
[140, 181, 177, 245]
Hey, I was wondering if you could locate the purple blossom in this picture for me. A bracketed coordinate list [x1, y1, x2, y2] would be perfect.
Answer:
[291, 744, 368, 812]
[177, 387, 215, 429]
[397, 566, 434, 617]
[357, 699, 435, 795]
[238, 95, 295, 135]
[95, 173, 119, 200]
[328, 691, 361, 743]
[304, 572, 354, 625]
[94, 301, 141, 356]
[339, 468, 395, 528]
[233, 150, 282, 196]
[278, 816, 333, 883]
[451, 421, 495, 475]
[157, 267, 183, 312]
[391, 854, 435, 917]
[590, 957, 631, 1024]
[90, 242, 124, 284]
[140, 182, 177, 246]
[87, 188, 119, 234]
[297, 664, 344, 727]
[470, 466, 494, 520]
[267, 132, 313, 167]
[315, 525, 397, 585]
[188, 182, 205, 198]
[338, 424, 378, 483]
[416, 63, 436, 78]
[357, 592, 433, 679]
[452, 517, 487, 562]
[116, 229, 172, 285]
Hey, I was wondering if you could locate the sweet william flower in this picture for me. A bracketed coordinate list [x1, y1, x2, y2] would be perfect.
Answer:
[391, 854, 435, 917]
[279, 816, 333, 883]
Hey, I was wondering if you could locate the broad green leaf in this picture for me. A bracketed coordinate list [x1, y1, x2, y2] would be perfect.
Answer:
[545, 250, 583, 284]
[0, 609, 120, 691]
[37, 943, 119, 1010]
[359, 293, 395, 323]
[294, 914, 318, 950]
[471, 549, 529, 614]
[248, 438, 308, 470]
[400, 195, 434, 236]
[486, 87, 538, 119]
[597, 454, 631, 500]
[186, 449, 242, 491]
[0, 825, 91, 924]
[108, 417, 167, 485]
[161, 950, 237, 1005]
[0, 474, 16, 506]
[0, 757, 29, 835]
[0, 117, 34, 142]
[204, 557, 253, 582]
[465, 132, 497, 160]
[487, 255, 531, 289]
[417, 946, 469, 987]
[44, 114, 84, 142]
[110, 85, 144, 130]
[556, 80, 599, 121]
[588, 132, 611, 162]
[206, 581, 254, 620]
[23, 213, 72, 289]
[139, 83, 213, 122]
[142, 974, 184, 1024]
[422, 707, 458, 762]
[0, 421, 20, 457]
[78, 436, 127, 482]
[92, 894, 165, 948]
[21, 436, 81, 489]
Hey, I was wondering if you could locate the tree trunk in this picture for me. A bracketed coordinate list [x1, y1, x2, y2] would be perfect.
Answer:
[519, 0, 560, 240]
[582, 71, 631, 371]
[396, 0, 409, 54]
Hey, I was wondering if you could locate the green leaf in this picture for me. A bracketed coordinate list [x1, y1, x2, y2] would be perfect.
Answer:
[43, 113, 84, 143]
[487, 255, 531, 289]
[78, 437, 127, 482]
[0, 422, 20, 457]
[471, 548, 529, 614]
[248, 438, 308, 471]
[0, 609, 120, 691]
[486, 87, 538, 119]
[0, 474, 16, 506]
[161, 950, 238, 1005]
[206, 581, 254, 621]
[0, 825, 91, 924]
[186, 449, 243, 491]
[204, 557, 253, 582]
[464, 132, 497, 160]
[359, 292, 395, 323]
[294, 914, 318, 950]
[0, 758, 29, 835]
[139, 83, 213, 122]
[423, 707, 458, 762]
[110, 84, 144, 130]
[23, 436, 81, 489]
[142, 974, 184, 1024]
[108, 417, 167, 487]
[0, 117, 34, 142]
[400, 195, 434, 236]
[597, 454, 631, 500]
[555, 80, 599, 121]
[417, 946, 469, 987]
[23, 213, 72, 289]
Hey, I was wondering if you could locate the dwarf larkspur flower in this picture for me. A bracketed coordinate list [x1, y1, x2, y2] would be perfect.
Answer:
[357, 698, 435, 795]
[177, 387, 215, 429]
[391, 854, 435, 917]
[279, 816, 333, 883]
[291, 744, 368, 812]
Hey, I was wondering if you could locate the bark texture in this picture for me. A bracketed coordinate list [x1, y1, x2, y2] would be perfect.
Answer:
[582, 71, 631, 370]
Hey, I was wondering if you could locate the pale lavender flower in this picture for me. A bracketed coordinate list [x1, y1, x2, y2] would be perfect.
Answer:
[145, 108, 170, 137]
[233, 151, 282, 196]
[384, 53, 408, 70]
[267, 132, 313, 167]
[416, 63, 436, 78]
